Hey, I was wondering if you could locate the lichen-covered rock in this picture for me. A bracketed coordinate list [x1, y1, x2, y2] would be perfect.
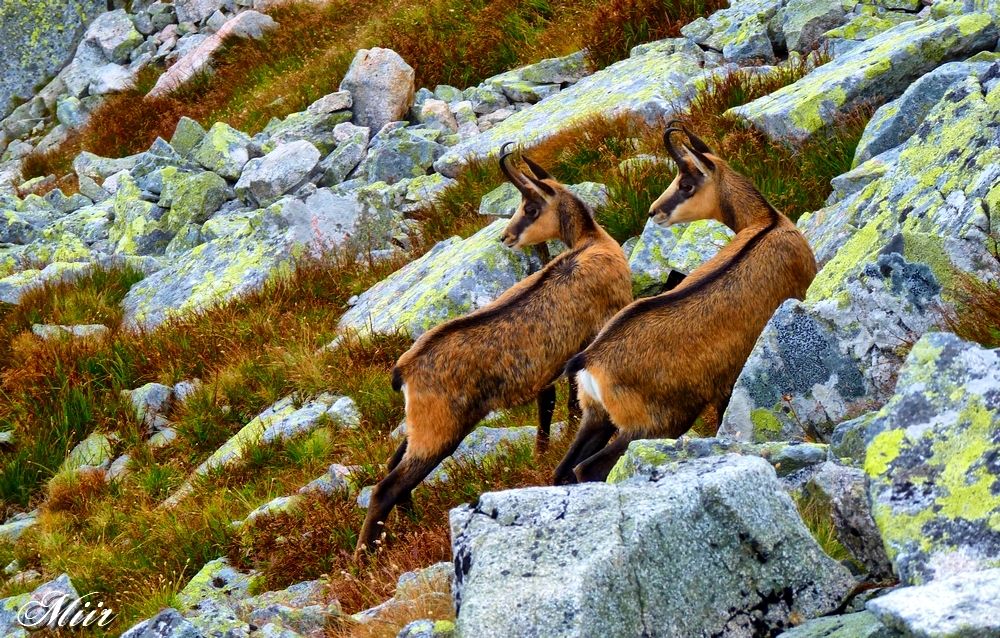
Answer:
[519, 50, 590, 85]
[171, 117, 207, 157]
[867, 569, 1000, 636]
[161, 169, 229, 231]
[720, 253, 941, 442]
[62, 431, 113, 472]
[31, 323, 109, 340]
[109, 174, 172, 255]
[781, 0, 846, 53]
[340, 47, 415, 133]
[235, 140, 320, 206]
[0, 574, 79, 634]
[863, 332, 1000, 585]
[775, 611, 893, 638]
[0, 262, 93, 304]
[823, 12, 920, 57]
[607, 437, 829, 484]
[628, 218, 733, 296]
[428, 425, 536, 483]
[680, 0, 783, 62]
[176, 558, 259, 637]
[175, 0, 224, 23]
[398, 619, 456, 638]
[356, 127, 447, 185]
[121, 608, 205, 638]
[260, 107, 352, 155]
[337, 219, 537, 337]
[0, 510, 38, 543]
[84, 9, 143, 64]
[477, 181, 609, 217]
[191, 122, 252, 180]
[729, 14, 1000, 142]
[125, 382, 174, 427]
[435, 47, 705, 177]
[804, 462, 894, 579]
[0, 0, 106, 118]
[318, 131, 368, 187]
[451, 455, 852, 637]
[853, 59, 997, 166]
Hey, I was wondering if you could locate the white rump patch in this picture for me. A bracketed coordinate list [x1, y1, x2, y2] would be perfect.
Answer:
[577, 370, 604, 406]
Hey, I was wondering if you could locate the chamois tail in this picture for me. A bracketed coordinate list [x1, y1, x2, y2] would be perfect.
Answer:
[391, 367, 404, 392]
[565, 352, 587, 377]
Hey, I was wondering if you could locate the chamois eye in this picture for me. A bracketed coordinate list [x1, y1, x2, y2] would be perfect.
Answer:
[681, 182, 695, 194]
[525, 204, 539, 217]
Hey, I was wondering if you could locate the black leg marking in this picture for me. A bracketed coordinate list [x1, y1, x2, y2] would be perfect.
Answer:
[552, 408, 616, 485]
[387, 439, 407, 473]
[567, 375, 581, 426]
[574, 431, 637, 483]
[536, 385, 556, 455]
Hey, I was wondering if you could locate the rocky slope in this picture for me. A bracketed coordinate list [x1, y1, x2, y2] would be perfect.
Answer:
[1, 0, 1000, 636]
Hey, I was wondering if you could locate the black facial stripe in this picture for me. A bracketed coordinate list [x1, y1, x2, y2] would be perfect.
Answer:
[653, 187, 692, 217]
[510, 209, 535, 237]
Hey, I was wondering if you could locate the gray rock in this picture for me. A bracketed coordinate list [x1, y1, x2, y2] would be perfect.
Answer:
[628, 218, 733, 296]
[299, 464, 353, 496]
[720, 253, 942, 443]
[85, 9, 143, 63]
[89, 63, 135, 95]
[235, 140, 321, 206]
[356, 127, 447, 185]
[337, 218, 537, 337]
[868, 569, 1000, 637]
[175, 0, 224, 24]
[176, 558, 257, 637]
[317, 134, 367, 187]
[519, 50, 589, 85]
[397, 619, 456, 637]
[125, 382, 174, 427]
[451, 455, 853, 637]
[192, 122, 252, 180]
[121, 608, 205, 638]
[853, 60, 998, 166]
[730, 14, 1000, 141]
[170, 117, 207, 157]
[418, 99, 459, 134]
[340, 47, 415, 133]
[435, 47, 704, 177]
[477, 181, 609, 218]
[31, 323, 108, 340]
[723, 15, 776, 63]
[260, 107, 351, 155]
[864, 332, 1000, 585]
[680, 0, 783, 61]
[0, 0, 106, 118]
[464, 86, 509, 115]
[805, 462, 893, 579]
[781, 0, 846, 53]
[776, 611, 893, 638]
[608, 437, 830, 483]
[0, 510, 38, 543]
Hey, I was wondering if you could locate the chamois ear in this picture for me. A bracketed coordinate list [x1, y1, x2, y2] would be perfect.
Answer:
[684, 128, 714, 156]
[525, 172, 556, 197]
[522, 155, 553, 181]
[684, 144, 715, 176]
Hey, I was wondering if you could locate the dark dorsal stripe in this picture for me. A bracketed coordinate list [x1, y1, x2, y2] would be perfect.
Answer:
[599, 206, 780, 341]
[411, 246, 586, 356]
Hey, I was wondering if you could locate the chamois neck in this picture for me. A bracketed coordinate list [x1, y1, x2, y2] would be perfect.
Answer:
[558, 196, 600, 248]
[719, 171, 779, 232]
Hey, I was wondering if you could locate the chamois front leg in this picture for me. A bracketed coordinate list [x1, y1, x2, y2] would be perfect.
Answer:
[536, 385, 556, 455]
[552, 407, 616, 485]
[573, 430, 638, 483]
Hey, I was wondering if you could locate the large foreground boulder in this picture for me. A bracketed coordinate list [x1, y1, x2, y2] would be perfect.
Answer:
[867, 568, 1000, 637]
[450, 455, 853, 637]
[729, 13, 999, 141]
[863, 332, 1000, 585]
[339, 47, 415, 133]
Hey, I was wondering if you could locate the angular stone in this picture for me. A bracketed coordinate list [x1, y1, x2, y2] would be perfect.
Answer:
[776, 611, 892, 638]
[109, 175, 172, 255]
[867, 569, 1000, 637]
[628, 218, 732, 296]
[418, 99, 459, 134]
[356, 127, 447, 185]
[31, 323, 109, 340]
[339, 47, 415, 133]
[63, 431, 113, 472]
[864, 332, 1000, 585]
[435, 48, 705, 176]
[175, 0, 225, 24]
[125, 382, 174, 426]
[235, 140, 320, 206]
[90, 63, 135, 95]
[121, 608, 205, 638]
[451, 455, 853, 637]
[260, 108, 351, 155]
[85, 9, 143, 63]
[170, 116, 207, 157]
[781, 0, 847, 53]
[520, 50, 589, 84]
[730, 14, 1000, 142]
[337, 218, 537, 337]
[191, 122, 252, 180]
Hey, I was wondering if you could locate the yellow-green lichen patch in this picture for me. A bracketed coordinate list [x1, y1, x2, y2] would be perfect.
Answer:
[864, 428, 904, 477]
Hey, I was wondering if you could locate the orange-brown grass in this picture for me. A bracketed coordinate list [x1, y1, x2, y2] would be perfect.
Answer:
[43, 468, 111, 517]
[945, 270, 1000, 348]
[583, 0, 729, 68]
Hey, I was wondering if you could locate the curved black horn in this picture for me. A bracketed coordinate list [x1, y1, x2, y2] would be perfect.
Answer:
[662, 127, 687, 166]
[522, 155, 552, 181]
[499, 142, 530, 192]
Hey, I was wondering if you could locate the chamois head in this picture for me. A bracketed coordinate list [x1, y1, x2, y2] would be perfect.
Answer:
[498, 143, 568, 249]
[648, 124, 725, 228]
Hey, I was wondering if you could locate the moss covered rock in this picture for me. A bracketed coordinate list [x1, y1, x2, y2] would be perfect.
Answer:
[863, 332, 1000, 585]
[628, 218, 732, 296]
[191, 122, 252, 180]
[435, 47, 705, 177]
[730, 14, 999, 141]
[338, 218, 537, 338]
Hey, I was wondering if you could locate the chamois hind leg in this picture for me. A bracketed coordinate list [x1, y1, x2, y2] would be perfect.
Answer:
[354, 442, 458, 559]
[536, 385, 556, 455]
[552, 406, 616, 485]
[573, 430, 638, 483]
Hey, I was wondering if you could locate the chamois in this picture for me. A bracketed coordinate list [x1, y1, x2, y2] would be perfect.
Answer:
[355, 144, 633, 556]
[553, 125, 817, 484]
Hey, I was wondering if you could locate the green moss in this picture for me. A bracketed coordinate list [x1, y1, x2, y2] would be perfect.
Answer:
[750, 408, 783, 443]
